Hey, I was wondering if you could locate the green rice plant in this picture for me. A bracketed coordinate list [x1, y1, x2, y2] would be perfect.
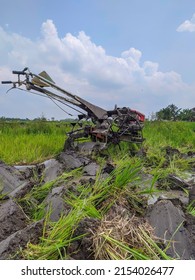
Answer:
[105, 142, 140, 162]
[143, 121, 195, 178]
[1, 120, 194, 165]
[143, 152, 194, 192]
[0, 120, 68, 164]
[23, 207, 86, 260]
[32, 202, 47, 221]
[144, 148, 166, 168]
[143, 121, 195, 151]
[31, 168, 82, 202]
[160, 221, 185, 260]
[138, 228, 172, 260]
[64, 186, 102, 219]
[18, 196, 41, 220]
[18, 168, 83, 220]
[139, 172, 161, 196]
[0, 134, 65, 164]
[186, 200, 195, 216]
[87, 157, 141, 214]
[63, 156, 141, 218]
[165, 156, 193, 175]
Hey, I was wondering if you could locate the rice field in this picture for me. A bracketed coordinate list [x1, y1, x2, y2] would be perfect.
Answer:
[0, 119, 194, 165]
[0, 120, 67, 164]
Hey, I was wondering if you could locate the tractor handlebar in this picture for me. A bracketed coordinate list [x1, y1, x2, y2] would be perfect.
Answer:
[1, 81, 13, 84]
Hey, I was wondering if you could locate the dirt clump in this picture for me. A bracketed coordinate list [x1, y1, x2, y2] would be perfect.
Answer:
[67, 218, 100, 260]
[0, 161, 26, 195]
[0, 220, 44, 260]
[0, 199, 28, 242]
[146, 200, 192, 259]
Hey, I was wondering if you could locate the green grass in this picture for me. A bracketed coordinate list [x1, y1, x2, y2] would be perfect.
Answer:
[0, 121, 67, 164]
[143, 120, 195, 152]
[187, 200, 195, 216]
[0, 120, 194, 165]
[141, 121, 195, 180]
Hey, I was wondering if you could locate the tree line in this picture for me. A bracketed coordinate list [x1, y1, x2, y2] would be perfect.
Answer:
[1, 104, 195, 122]
[154, 104, 195, 121]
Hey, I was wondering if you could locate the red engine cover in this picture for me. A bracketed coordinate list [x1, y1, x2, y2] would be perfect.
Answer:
[131, 110, 145, 122]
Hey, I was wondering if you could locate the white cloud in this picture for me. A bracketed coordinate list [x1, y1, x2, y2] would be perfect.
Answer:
[42, 19, 58, 38]
[121, 48, 142, 64]
[177, 13, 195, 32]
[143, 61, 158, 76]
[0, 19, 194, 119]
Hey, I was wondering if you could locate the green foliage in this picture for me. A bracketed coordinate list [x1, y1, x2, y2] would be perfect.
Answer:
[179, 109, 195, 121]
[142, 120, 195, 186]
[156, 104, 181, 121]
[155, 104, 195, 121]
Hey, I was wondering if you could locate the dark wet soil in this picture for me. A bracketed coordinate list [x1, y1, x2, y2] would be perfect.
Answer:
[0, 145, 194, 260]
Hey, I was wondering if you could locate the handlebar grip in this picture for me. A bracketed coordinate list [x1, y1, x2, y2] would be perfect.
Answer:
[1, 81, 13, 84]
[12, 70, 25, 75]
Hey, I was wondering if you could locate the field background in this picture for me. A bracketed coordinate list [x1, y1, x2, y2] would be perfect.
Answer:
[0, 120, 194, 166]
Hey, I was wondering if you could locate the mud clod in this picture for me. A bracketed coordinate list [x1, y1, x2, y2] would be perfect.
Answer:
[0, 199, 28, 242]
[146, 200, 192, 259]
[0, 220, 44, 260]
[0, 161, 26, 195]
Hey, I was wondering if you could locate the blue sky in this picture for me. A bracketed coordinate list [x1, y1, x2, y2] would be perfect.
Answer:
[0, 0, 195, 119]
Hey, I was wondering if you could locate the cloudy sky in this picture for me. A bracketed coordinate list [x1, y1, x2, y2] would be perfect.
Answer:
[0, 0, 195, 119]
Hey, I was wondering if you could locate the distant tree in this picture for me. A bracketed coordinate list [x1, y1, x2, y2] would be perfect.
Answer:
[33, 113, 47, 122]
[190, 108, 195, 121]
[169, 104, 181, 120]
[178, 108, 194, 121]
[156, 104, 181, 121]
[40, 113, 47, 121]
